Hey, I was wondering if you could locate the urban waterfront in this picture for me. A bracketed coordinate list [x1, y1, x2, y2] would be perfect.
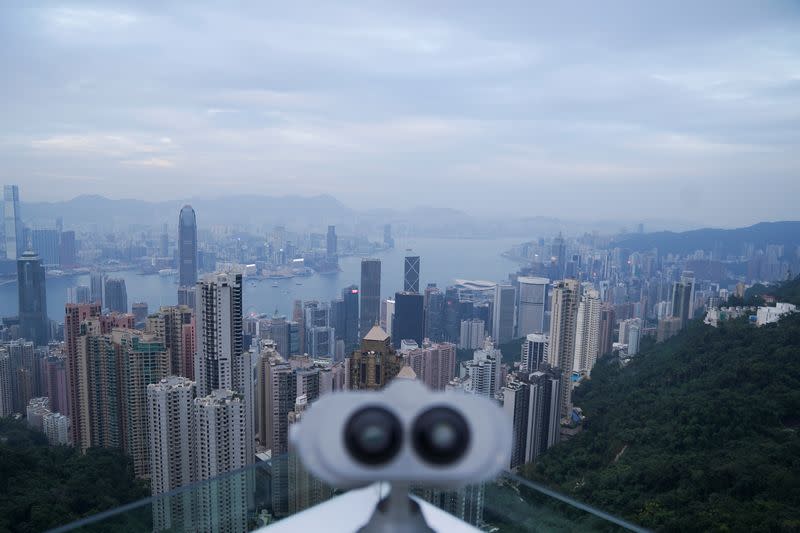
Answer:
[0, 237, 521, 320]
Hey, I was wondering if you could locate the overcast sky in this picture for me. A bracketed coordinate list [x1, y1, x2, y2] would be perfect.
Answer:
[1, 1, 799, 227]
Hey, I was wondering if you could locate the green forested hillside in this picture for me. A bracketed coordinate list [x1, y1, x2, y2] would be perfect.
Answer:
[0, 420, 149, 533]
[524, 283, 800, 532]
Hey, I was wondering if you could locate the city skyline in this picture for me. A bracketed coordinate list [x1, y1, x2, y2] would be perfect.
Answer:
[1, 2, 799, 226]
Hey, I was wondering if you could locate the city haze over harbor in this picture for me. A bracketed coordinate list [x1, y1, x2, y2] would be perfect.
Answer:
[2, 2, 800, 226]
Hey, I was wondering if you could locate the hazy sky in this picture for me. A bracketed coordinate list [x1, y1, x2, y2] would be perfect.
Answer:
[2, 1, 799, 226]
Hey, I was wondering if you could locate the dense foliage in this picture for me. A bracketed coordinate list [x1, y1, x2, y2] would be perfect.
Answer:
[0, 420, 149, 533]
[523, 283, 800, 531]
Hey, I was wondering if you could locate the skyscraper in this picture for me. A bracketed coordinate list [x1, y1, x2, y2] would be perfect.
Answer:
[195, 273, 244, 397]
[148, 376, 196, 531]
[551, 234, 566, 277]
[30, 229, 60, 267]
[424, 285, 444, 342]
[392, 291, 424, 348]
[194, 273, 253, 468]
[131, 302, 148, 328]
[17, 249, 48, 346]
[0, 348, 12, 417]
[525, 370, 561, 462]
[3, 185, 23, 260]
[348, 326, 402, 390]
[341, 285, 359, 354]
[90, 272, 104, 307]
[492, 284, 516, 345]
[464, 341, 500, 398]
[359, 259, 381, 338]
[459, 318, 485, 350]
[404, 255, 420, 293]
[598, 304, 616, 357]
[326, 225, 337, 261]
[194, 390, 248, 533]
[547, 279, 580, 420]
[59, 230, 76, 267]
[64, 302, 101, 449]
[178, 205, 197, 288]
[104, 278, 128, 313]
[521, 333, 548, 374]
[516, 277, 549, 337]
[115, 329, 169, 478]
[671, 271, 695, 329]
[383, 224, 394, 248]
[147, 305, 195, 379]
[573, 288, 601, 376]
[406, 342, 456, 391]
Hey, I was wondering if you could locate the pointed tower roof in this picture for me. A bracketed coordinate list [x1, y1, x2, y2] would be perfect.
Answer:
[363, 325, 390, 342]
[395, 365, 418, 381]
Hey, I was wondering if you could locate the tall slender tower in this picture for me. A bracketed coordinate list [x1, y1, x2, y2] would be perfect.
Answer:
[178, 205, 198, 288]
[359, 259, 381, 338]
[148, 376, 196, 532]
[403, 256, 420, 293]
[547, 279, 580, 420]
[573, 288, 601, 376]
[492, 285, 516, 345]
[64, 303, 101, 449]
[18, 249, 49, 346]
[326, 225, 337, 261]
[3, 185, 23, 260]
[147, 305, 195, 379]
[195, 273, 244, 397]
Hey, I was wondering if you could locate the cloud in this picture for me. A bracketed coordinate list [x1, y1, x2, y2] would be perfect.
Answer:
[1, 0, 799, 225]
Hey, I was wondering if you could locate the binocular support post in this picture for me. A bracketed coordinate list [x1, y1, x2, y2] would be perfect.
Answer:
[358, 482, 435, 533]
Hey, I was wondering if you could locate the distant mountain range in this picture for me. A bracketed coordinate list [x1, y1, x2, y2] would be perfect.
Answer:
[17, 193, 738, 239]
[612, 221, 800, 256]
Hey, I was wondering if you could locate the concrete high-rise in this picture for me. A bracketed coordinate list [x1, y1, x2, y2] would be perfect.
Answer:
[547, 279, 580, 420]
[493, 284, 516, 344]
[348, 326, 402, 390]
[0, 348, 11, 417]
[116, 329, 169, 478]
[30, 229, 60, 267]
[459, 318, 485, 350]
[619, 318, 642, 356]
[18, 249, 49, 346]
[392, 291, 424, 348]
[573, 288, 601, 376]
[525, 370, 561, 463]
[3, 185, 23, 260]
[194, 390, 248, 533]
[521, 333, 548, 374]
[671, 271, 695, 329]
[404, 255, 420, 293]
[64, 302, 102, 449]
[104, 278, 128, 313]
[178, 205, 198, 288]
[598, 304, 616, 357]
[406, 341, 456, 391]
[148, 376, 196, 531]
[516, 277, 548, 337]
[147, 305, 195, 379]
[359, 259, 381, 338]
[195, 273, 244, 397]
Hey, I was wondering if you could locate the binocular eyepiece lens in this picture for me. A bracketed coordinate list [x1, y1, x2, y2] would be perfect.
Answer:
[344, 406, 402, 466]
[413, 406, 470, 466]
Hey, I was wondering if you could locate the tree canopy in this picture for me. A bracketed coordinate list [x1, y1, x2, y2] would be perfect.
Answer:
[522, 279, 800, 531]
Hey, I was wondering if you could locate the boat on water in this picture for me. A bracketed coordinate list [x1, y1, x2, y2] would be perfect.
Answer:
[295, 281, 303, 285]
[272, 282, 279, 288]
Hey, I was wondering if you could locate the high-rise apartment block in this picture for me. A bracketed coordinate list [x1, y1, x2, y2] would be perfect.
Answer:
[521, 333, 548, 374]
[573, 288, 601, 376]
[547, 279, 580, 420]
[392, 291, 424, 348]
[406, 341, 456, 391]
[148, 305, 195, 379]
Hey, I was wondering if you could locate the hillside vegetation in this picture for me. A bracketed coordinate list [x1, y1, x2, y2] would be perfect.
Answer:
[524, 278, 800, 532]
